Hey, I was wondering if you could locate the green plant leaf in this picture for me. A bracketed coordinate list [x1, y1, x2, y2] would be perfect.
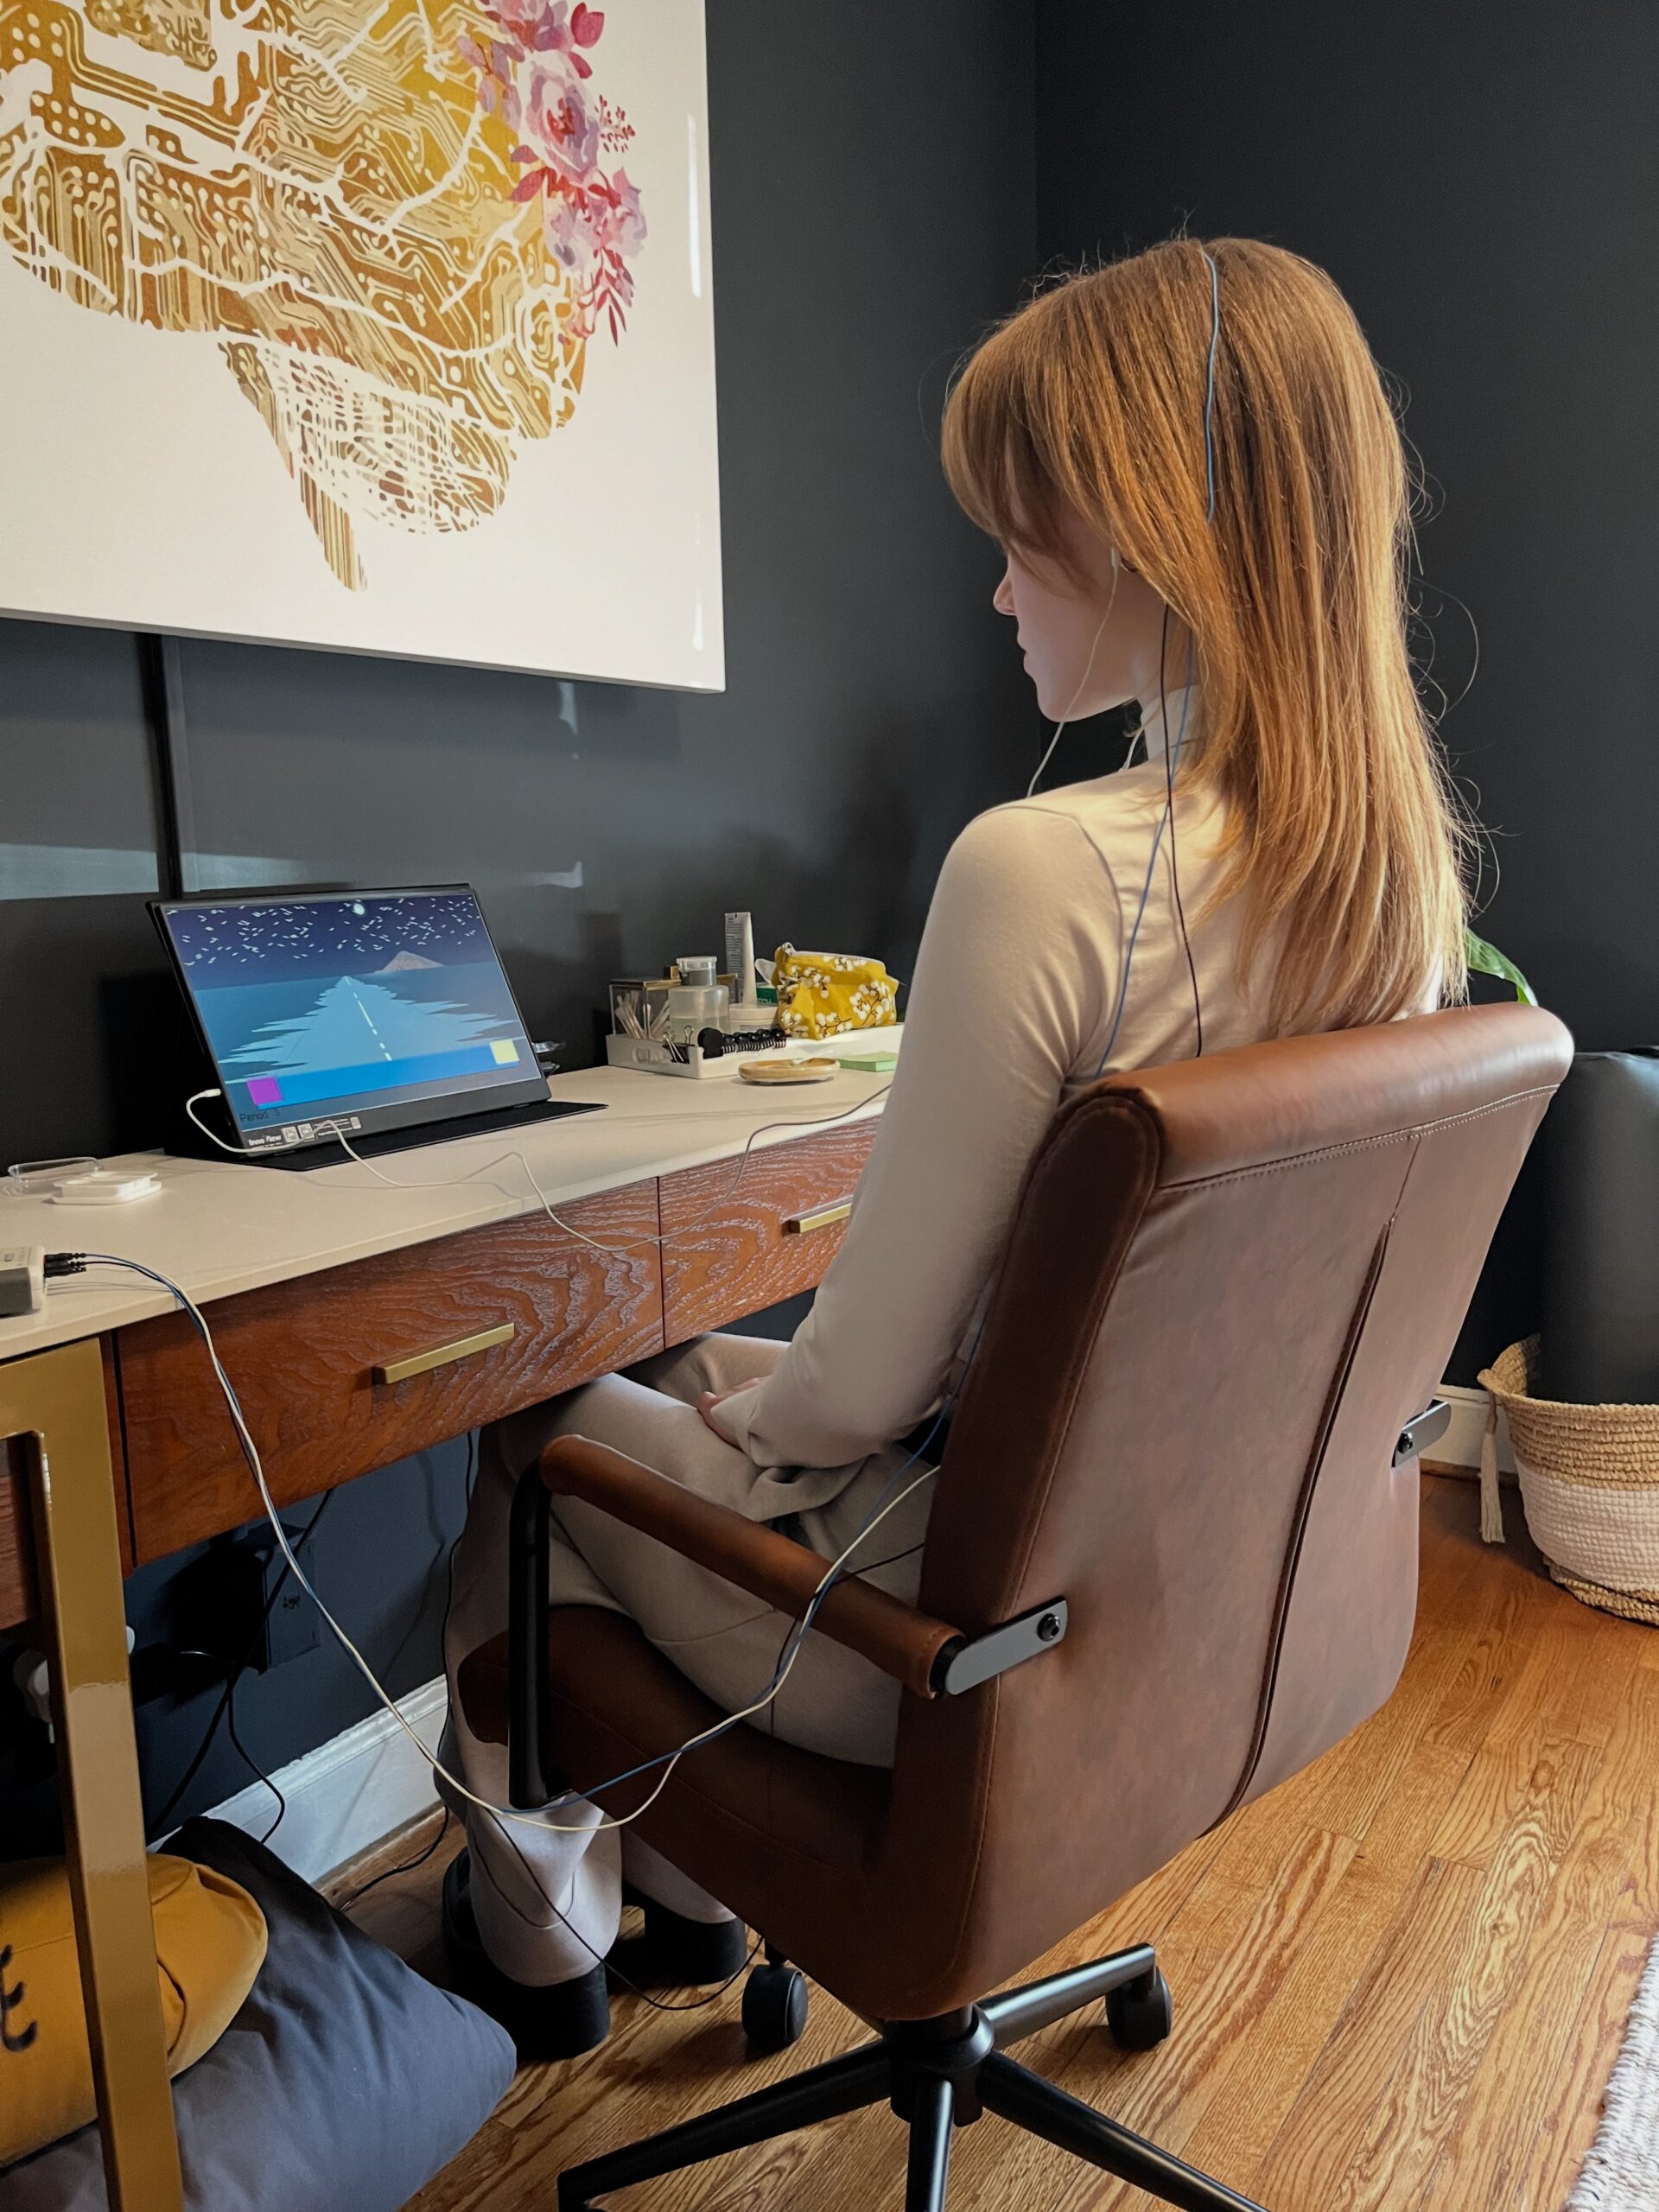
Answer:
[1465, 929, 1539, 1007]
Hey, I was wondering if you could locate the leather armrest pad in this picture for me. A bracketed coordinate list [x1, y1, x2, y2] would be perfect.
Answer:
[538, 1435, 960, 1699]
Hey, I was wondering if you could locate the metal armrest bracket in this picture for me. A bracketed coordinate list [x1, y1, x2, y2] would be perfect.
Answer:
[1393, 1399, 1452, 1469]
[932, 1598, 1069, 1697]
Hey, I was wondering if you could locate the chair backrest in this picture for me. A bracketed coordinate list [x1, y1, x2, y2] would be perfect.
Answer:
[873, 1003, 1571, 2016]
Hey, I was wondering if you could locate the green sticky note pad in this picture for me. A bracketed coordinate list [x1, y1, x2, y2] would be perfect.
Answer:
[839, 1050, 898, 1072]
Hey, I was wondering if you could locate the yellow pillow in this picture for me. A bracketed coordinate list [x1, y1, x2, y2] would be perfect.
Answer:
[0, 1851, 267, 2166]
[772, 944, 899, 1040]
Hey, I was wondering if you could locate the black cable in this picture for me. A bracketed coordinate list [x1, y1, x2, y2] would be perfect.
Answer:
[1160, 604, 1204, 1057]
[168, 1643, 286, 1843]
[223, 1673, 287, 1845]
[148, 1488, 334, 1838]
[339, 1809, 453, 1910]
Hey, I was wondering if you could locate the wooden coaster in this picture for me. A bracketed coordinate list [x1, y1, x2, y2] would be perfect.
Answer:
[738, 1057, 840, 1084]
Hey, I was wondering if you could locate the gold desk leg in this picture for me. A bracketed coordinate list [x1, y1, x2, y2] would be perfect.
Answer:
[2, 1338, 184, 2211]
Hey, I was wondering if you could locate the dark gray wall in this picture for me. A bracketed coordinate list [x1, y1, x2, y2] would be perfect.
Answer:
[1036, 0, 1659, 1376]
[0, 0, 1037, 1840]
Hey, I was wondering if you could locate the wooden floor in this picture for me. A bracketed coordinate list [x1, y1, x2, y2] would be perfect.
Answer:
[342, 1475, 1659, 2212]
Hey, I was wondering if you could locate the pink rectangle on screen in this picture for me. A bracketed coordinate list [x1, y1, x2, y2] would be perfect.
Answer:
[246, 1077, 283, 1106]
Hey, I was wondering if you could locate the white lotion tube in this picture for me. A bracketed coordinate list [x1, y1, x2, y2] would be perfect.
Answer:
[725, 911, 757, 1006]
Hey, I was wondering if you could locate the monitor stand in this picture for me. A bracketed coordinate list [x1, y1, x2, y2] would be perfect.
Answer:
[168, 1093, 604, 1171]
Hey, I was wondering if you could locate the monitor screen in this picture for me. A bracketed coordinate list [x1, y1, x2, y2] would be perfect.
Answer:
[156, 887, 545, 1154]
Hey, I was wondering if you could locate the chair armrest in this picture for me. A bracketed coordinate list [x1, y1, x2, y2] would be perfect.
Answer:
[538, 1434, 962, 1700]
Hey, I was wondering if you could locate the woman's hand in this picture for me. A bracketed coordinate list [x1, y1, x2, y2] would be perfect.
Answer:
[697, 1382, 761, 1442]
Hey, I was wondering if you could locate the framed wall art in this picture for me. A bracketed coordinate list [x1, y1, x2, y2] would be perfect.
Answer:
[0, 0, 721, 684]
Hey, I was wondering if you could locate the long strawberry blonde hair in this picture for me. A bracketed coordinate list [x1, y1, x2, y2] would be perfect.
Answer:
[942, 236, 1469, 1034]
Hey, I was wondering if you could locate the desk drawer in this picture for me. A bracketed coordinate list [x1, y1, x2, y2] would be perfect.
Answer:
[118, 1185, 663, 1564]
[660, 1122, 878, 1344]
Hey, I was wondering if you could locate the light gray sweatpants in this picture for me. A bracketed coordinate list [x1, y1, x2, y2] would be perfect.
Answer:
[440, 1333, 936, 1986]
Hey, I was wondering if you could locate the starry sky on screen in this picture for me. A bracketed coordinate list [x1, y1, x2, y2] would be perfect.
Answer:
[166, 893, 496, 982]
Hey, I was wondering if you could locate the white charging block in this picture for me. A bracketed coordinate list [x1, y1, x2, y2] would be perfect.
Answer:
[49, 1170, 162, 1205]
[0, 1245, 45, 1315]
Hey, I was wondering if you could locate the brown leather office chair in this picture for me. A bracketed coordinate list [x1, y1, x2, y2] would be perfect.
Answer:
[461, 1001, 1570, 2212]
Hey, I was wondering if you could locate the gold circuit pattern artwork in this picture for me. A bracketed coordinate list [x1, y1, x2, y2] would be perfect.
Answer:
[0, 0, 645, 587]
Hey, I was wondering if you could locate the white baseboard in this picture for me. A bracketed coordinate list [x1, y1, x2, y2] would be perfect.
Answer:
[1426, 1381, 1517, 1481]
[204, 1676, 445, 1884]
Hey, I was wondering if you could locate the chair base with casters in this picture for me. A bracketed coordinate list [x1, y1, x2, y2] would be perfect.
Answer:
[559, 1943, 1264, 2212]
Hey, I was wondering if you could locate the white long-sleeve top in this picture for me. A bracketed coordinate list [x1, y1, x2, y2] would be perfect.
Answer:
[715, 698, 1299, 1475]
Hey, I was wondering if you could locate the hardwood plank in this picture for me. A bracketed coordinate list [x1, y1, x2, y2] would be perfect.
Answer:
[1430, 1727, 1603, 1871]
[1518, 1923, 1653, 2212]
[1059, 1830, 1360, 2212]
[1351, 1735, 1478, 1885]
[1245, 1620, 1475, 1851]
[1419, 1572, 1557, 1759]
[1247, 1853, 1487, 2207]
[1177, 1853, 1437, 2191]
[1284, 1737, 1599, 2212]
[1174, 1717, 1500, 2190]
[1414, 1758, 1639, 2212]
[1477, 1584, 1646, 1752]
[1582, 1662, 1659, 1933]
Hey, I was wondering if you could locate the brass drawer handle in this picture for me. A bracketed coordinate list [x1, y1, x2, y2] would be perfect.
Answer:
[782, 1198, 853, 1236]
[373, 1322, 515, 1387]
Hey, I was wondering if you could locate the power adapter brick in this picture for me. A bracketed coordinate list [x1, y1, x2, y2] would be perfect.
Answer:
[0, 1245, 44, 1317]
[0, 1247, 87, 1316]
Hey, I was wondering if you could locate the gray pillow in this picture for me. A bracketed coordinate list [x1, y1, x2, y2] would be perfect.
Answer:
[0, 1819, 513, 2210]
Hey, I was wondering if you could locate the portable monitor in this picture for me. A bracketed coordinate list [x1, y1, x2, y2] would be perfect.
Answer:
[153, 886, 600, 1165]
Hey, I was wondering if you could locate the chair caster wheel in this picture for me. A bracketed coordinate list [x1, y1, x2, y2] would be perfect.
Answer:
[1106, 1966, 1173, 2050]
[741, 1961, 809, 2052]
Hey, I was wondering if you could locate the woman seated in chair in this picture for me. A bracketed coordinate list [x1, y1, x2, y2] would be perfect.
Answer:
[440, 235, 1470, 2049]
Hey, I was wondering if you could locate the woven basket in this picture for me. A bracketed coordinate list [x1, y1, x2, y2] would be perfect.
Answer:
[1478, 1337, 1659, 1625]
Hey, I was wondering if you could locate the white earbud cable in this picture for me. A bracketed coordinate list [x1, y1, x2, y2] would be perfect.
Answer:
[1024, 549, 1122, 801]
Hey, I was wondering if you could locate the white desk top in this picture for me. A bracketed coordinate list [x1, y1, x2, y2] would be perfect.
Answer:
[0, 1035, 899, 1360]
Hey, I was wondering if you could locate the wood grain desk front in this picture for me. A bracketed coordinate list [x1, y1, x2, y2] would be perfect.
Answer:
[0, 1045, 893, 2208]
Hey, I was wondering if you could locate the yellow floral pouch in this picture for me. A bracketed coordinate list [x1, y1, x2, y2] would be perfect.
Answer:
[0, 1852, 267, 2166]
[772, 944, 899, 1040]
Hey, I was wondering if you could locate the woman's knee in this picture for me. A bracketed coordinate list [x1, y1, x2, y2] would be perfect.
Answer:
[626, 1332, 787, 1405]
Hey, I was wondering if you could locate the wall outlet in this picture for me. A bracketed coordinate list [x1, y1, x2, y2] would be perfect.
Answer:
[173, 1530, 321, 1675]
[258, 1540, 321, 1670]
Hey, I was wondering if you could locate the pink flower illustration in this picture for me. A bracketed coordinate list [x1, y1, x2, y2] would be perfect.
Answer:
[461, 0, 644, 341]
[598, 167, 645, 255]
[520, 63, 601, 184]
